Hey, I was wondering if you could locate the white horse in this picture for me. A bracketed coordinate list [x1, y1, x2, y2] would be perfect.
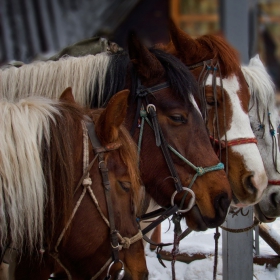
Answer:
[242, 54, 280, 222]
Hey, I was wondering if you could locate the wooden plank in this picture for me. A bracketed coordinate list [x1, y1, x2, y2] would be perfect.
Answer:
[258, 223, 280, 255]
[158, 250, 280, 268]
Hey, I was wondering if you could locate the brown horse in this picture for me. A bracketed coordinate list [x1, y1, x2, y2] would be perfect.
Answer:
[0, 88, 148, 279]
[0, 34, 232, 232]
[158, 21, 268, 207]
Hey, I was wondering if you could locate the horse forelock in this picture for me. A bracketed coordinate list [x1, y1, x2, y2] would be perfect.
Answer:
[241, 56, 276, 118]
[0, 97, 62, 254]
[197, 35, 241, 77]
[135, 48, 199, 104]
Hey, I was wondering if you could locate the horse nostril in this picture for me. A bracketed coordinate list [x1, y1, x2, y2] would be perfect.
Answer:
[215, 193, 230, 213]
[270, 192, 280, 209]
[243, 174, 257, 195]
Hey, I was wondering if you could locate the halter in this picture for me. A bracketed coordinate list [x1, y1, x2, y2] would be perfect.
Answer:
[249, 87, 280, 185]
[134, 79, 224, 237]
[188, 59, 257, 170]
[50, 119, 142, 280]
[187, 58, 258, 280]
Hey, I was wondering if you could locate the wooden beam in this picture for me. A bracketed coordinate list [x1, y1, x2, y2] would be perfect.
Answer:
[157, 250, 280, 268]
[258, 223, 280, 256]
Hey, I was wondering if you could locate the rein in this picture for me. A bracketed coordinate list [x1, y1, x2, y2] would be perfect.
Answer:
[50, 119, 142, 280]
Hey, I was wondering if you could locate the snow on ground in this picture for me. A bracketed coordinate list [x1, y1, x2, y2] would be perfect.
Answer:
[144, 218, 280, 279]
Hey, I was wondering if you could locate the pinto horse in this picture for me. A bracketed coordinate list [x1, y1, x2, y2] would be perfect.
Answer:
[0, 34, 232, 232]
[0, 88, 148, 279]
[242, 55, 280, 223]
[159, 21, 268, 207]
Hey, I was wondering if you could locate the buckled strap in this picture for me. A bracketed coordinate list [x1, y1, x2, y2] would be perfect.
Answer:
[86, 121, 120, 262]
[147, 105, 161, 147]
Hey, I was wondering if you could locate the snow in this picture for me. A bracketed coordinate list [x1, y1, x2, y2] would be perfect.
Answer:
[144, 218, 280, 279]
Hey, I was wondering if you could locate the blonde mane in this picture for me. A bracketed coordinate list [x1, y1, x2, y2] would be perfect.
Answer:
[0, 97, 61, 252]
[0, 53, 110, 106]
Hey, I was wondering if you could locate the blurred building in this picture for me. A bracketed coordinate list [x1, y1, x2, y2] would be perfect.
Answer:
[0, 0, 279, 90]
[171, 0, 280, 91]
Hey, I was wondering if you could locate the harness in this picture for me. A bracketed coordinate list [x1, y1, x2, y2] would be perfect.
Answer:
[132, 78, 224, 251]
[187, 58, 260, 280]
[50, 119, 142, 280]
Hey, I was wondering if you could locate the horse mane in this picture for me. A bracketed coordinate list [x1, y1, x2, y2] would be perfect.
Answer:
[130, 47, 199, 103]
[196, 34, 241, 77]
[0, 96, 141, 255]
[0, 97, 85, 254]
[241, 55, 276, 122]
[0, 51, 129, 108]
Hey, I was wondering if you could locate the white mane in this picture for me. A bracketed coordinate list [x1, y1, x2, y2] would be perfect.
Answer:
[241, 54, 276, 119]
[0, 53, 110, 106]
[0, 97, 60, 252]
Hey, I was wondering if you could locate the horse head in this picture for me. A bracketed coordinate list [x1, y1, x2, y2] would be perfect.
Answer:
[163, 21, 268, 207]
[242, 55, 280, 223]
[126, 33, 232, 231]
[2, 88, 148, 280]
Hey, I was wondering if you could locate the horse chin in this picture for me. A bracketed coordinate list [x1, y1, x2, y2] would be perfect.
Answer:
[184, 205, 208, 231]
[254, 204, 276, 223]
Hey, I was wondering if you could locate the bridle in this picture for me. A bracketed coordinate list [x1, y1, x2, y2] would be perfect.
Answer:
[188, 58, 258, 172]
[50, 119, 142, 280]
[248, 81, 280, 186]
[187, 58, 259, 280]
[132, 78, 224, 238]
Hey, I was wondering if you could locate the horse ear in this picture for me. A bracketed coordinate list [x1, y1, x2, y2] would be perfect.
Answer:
[168, 19, 199, 64]
[95, 90, 129, 144]
[59, 87, 76, 103]
[127, 32, 165, 84]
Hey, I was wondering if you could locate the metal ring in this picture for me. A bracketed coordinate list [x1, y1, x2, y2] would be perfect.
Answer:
[107, 260, 124, 279]
[146, 104, 156, 113]
[98, 160, 105, 168]
[171, 187, 196, 213]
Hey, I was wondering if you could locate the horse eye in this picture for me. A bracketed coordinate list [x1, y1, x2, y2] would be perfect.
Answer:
[118, 181, 131, 192]
[169, 115, 186, 123]
[206, 96, 216, 106]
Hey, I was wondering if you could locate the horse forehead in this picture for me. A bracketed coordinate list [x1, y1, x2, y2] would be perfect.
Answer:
[205, 74, 248, 110]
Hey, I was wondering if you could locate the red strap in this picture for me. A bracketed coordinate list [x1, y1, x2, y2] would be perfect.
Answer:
[210, 136, 257, 148]
[268, 180, 280, 185]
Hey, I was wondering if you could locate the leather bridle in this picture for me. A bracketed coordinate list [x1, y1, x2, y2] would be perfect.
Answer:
[188, 58, 258, 172]
[133, 78, 224, 237]
[50, 119, 143, 280]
